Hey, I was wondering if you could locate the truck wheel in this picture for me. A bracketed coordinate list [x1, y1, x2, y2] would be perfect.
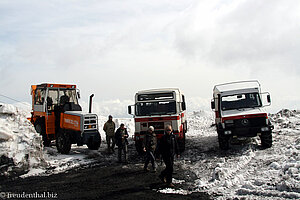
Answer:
[87, 138, 101, 150]
[56, 129, 71, 154]
[218, 134, 229, 150]
[260, 131, 272, 148]
[34, 121, 51, 147]
[178, 133, 186, 153]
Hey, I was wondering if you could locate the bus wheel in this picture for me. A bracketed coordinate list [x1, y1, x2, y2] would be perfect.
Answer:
[178, 134, 186, 153]
[135, 141, 143, 155]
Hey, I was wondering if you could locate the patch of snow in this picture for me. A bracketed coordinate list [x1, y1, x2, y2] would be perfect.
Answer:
[172, 178, 185, 184]
[158, 188, 192, 195]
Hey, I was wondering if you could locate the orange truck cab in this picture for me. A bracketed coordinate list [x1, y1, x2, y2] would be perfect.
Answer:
[30, 83, 101, 154]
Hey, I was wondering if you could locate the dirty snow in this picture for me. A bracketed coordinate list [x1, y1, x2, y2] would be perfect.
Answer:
[182, 109, 300, 199]
[0, 103, 46, 177]
[1, 103, 300, 199]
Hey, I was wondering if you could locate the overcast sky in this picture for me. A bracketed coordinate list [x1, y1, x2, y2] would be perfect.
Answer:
[0, 0, 299, 115]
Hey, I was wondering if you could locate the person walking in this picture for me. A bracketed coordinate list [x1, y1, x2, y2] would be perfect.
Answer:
[103, 115, 116, 153]
[115, 123, 129, 163]
[142, 126, 157, 172]
[157, 125, 180, 187]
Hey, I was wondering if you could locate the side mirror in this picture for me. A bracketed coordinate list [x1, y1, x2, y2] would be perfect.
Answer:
[77, 91, 81, 99]
[211, 100, 215, 110]
[267, 95, 271, 103]
[261, 92, 271, 107]
[128, 105, 132, 115]
[182, 102, 186, 111]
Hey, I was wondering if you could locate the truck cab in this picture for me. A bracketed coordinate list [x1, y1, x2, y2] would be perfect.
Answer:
[211, 80, 273, 150]
[128, 88, 187, 153]
[30, 83, 101, 154]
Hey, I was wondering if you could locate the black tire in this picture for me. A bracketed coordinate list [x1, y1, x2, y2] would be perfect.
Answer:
[34, 120, 51, 147]
[87, 138, 101, 150]
[218, 132, 229, 150]
[56, 129, 71, 154]
[183, 121, 188, 134]
[135, 141, 143, 154]
[178, 133, 186, 153]
[260, 131, 272, 148]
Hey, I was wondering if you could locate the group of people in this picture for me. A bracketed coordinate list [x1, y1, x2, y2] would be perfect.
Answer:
[103, 115, 129, 163]
[103, 115, 180, 187]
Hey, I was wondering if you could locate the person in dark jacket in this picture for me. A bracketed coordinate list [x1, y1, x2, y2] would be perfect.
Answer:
[115, 123, 129, 163]
[142, 126, 157, 172]
[157, 125, 180, 187]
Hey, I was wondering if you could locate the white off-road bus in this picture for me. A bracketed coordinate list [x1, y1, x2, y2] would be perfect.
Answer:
[211, 80, 273, 150]
[128, 88, 187, 153]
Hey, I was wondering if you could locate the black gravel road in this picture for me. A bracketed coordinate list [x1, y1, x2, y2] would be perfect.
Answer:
[1, 144, 212, 200]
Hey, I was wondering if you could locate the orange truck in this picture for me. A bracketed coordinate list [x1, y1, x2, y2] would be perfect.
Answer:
[30, 83, 101, 154]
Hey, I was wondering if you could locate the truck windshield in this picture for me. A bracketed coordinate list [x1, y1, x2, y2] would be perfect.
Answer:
[135, 101, 176, 116]
[221, 93, 262, 111]
[58, 89, 79, 105]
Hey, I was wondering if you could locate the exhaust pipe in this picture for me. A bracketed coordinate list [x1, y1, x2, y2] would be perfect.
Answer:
[89, 94, 94, 113]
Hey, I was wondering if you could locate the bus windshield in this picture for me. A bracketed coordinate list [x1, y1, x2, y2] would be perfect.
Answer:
[135, 101, 176, 116]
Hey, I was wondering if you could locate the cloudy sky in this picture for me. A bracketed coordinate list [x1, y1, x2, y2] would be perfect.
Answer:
[0, 0, 299, 116]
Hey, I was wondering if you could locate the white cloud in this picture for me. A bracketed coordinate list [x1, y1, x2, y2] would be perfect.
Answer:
[0, 0, 299, 113]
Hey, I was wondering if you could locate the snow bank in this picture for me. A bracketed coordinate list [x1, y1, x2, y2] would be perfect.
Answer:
[186, 109, 300, 199]
[0, 103, 45, 177]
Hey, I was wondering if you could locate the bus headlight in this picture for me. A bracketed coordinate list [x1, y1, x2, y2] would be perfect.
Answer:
[261, 127, 269, 132]
[224, 130, 232, 135]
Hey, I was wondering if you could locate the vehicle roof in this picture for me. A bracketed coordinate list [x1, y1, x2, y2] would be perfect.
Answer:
[34, 83, 77, 89]
[137, 88, 182, 94]
[213, 80, 260, 94]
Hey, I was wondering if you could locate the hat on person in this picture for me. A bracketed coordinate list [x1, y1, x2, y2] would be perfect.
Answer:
[148, 126, 154, 131]
[120, 123, 125, 127]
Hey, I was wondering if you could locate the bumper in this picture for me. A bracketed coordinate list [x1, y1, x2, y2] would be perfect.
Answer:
[221, 125, 274, 137]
